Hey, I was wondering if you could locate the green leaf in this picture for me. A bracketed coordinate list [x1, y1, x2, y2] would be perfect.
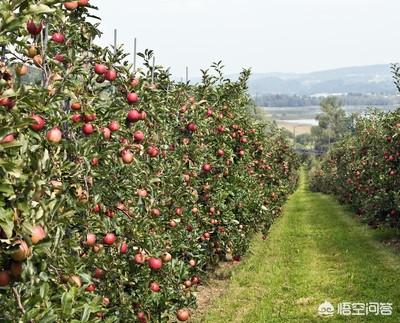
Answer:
[0, 208, 14, 238]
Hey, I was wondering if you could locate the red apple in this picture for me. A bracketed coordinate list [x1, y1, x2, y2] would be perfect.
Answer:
[27, 20, 43, 36]
[51, 32, 65, 44]
[175, 207, 183, 216]
[46, 127, 62, 143]
[0, 271, 10, 287]
[93, 268, 105, 279]
[133, 130, 144, 142]
[71, 102, 81, 111]
[86, 233, 96, 246]
[130, 78, 140, 87]
[121, 149, 134, 164]
[150, 282, 160, 292]
[71, 114, 81, 123]
[1, 133, 16, 144]
[127, 92, 139, 104]
[11, 240, 31, 261]
[104, 69, 117, 81]
[101, 127, 111, 140]
[94, 63, 107, 75]
[91, 157, 99, 166]
[137, 189, 147, 197]
[147, 146, 159, 157]
[120, 242, 128, 254]
[216, 149, 225, 157]
[64, 1, 79, 10]
[108, 120, 119, 132]
[187, 122, 197, 132]
[151, 208, 161, 217]
[103, 233, 116, 245]
[134, 253, 145, 264]
[78, 0, 89, 6]
[202, 163, 212, 172]
[85, 283, 96, 292]
[31, 225, 46, 244]
[148, 257, 162, 270]
[82, 123, 94, 135]
[55, 53, 65, 62]
[127, 109, 142, 122]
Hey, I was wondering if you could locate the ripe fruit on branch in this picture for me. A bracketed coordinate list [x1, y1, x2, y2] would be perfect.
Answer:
[15, 64, 29, 76]
[216, 149, 225, 157]
[130, 78, 140, 87]
[108, 120, 119, 132]
[217, 125, 225, 133]
[104, 69, 117, 81]
[91, 157, 99, 166]
[134, 253, 145, 264]
[103, 233, 116, 245]
[121, 149, 134, 164]
[94, 63, 107, 75]
[85, 284, 96, 292]
[33, 55, 43, 67]
[51, 32, 65, 44]
[30, 114, 46, 131]
[0, 271, 10, 287]
[187, 122, 197, 132]
[71, 114, 81, 123]
[133, 130, 144, 142]
[147, 146, 159, 157]
[148, 257, 162, 270]
[82, 123, 94, 135]
[151, 208, 161, 217]
[161, 252, 172, 263]
[11, 240, 31, 261]
[71, 102, 81, 110]
[55, 54, 65, 62]
[83, 113, 96, 122]
[31, 225, 46, 244]
[64, 1, 79, 10]
[120, 242, 128, 254]
[86, 233, 96, 246]
[202, 163, 212, 172]
[101, 127, 111, 140]
[137, 189, 147, 197]
[150, 282, 160, 292]
[127, 92, 139, 104]
[46, 127, 62, 143]
[93, 268, 105, 279]
[10, 262, 22, 279]
[26, 20, 43, 36]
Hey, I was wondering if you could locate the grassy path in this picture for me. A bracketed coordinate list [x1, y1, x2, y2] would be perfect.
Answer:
[197, 171, 400, 322]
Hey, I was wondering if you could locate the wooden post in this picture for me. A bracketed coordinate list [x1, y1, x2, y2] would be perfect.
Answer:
[113, 29, 117, 55]
[185, 66, 189, 83]
[1, 45, 5, 62]
[133, 37, 137, 73]
[151, 56, 155, 84]
[41, 26, 48, 87]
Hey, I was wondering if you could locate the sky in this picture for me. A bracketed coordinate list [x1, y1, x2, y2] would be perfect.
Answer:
[91, 0, 400, 78]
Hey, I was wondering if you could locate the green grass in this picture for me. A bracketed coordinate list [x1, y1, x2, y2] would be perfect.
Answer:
[196, 170, 400, 322]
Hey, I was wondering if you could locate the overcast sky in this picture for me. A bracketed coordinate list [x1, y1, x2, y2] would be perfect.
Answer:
[91, 0, 400, 78]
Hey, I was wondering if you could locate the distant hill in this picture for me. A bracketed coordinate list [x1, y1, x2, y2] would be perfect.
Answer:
[247, 64, 396, 95]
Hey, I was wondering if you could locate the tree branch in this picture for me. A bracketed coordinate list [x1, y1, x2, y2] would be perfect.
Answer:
[12, 287, 26, 315]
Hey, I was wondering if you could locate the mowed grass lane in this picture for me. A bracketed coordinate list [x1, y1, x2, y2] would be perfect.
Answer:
[197, 171, 400, 322]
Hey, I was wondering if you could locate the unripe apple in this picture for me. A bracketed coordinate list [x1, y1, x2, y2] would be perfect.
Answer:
[15, 64, 28, 76]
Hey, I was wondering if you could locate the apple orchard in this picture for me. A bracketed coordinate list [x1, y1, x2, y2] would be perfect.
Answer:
[0, 1, 299, 322]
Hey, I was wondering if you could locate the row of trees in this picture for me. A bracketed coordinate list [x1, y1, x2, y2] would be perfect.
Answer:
[0, 1, 299, 322]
